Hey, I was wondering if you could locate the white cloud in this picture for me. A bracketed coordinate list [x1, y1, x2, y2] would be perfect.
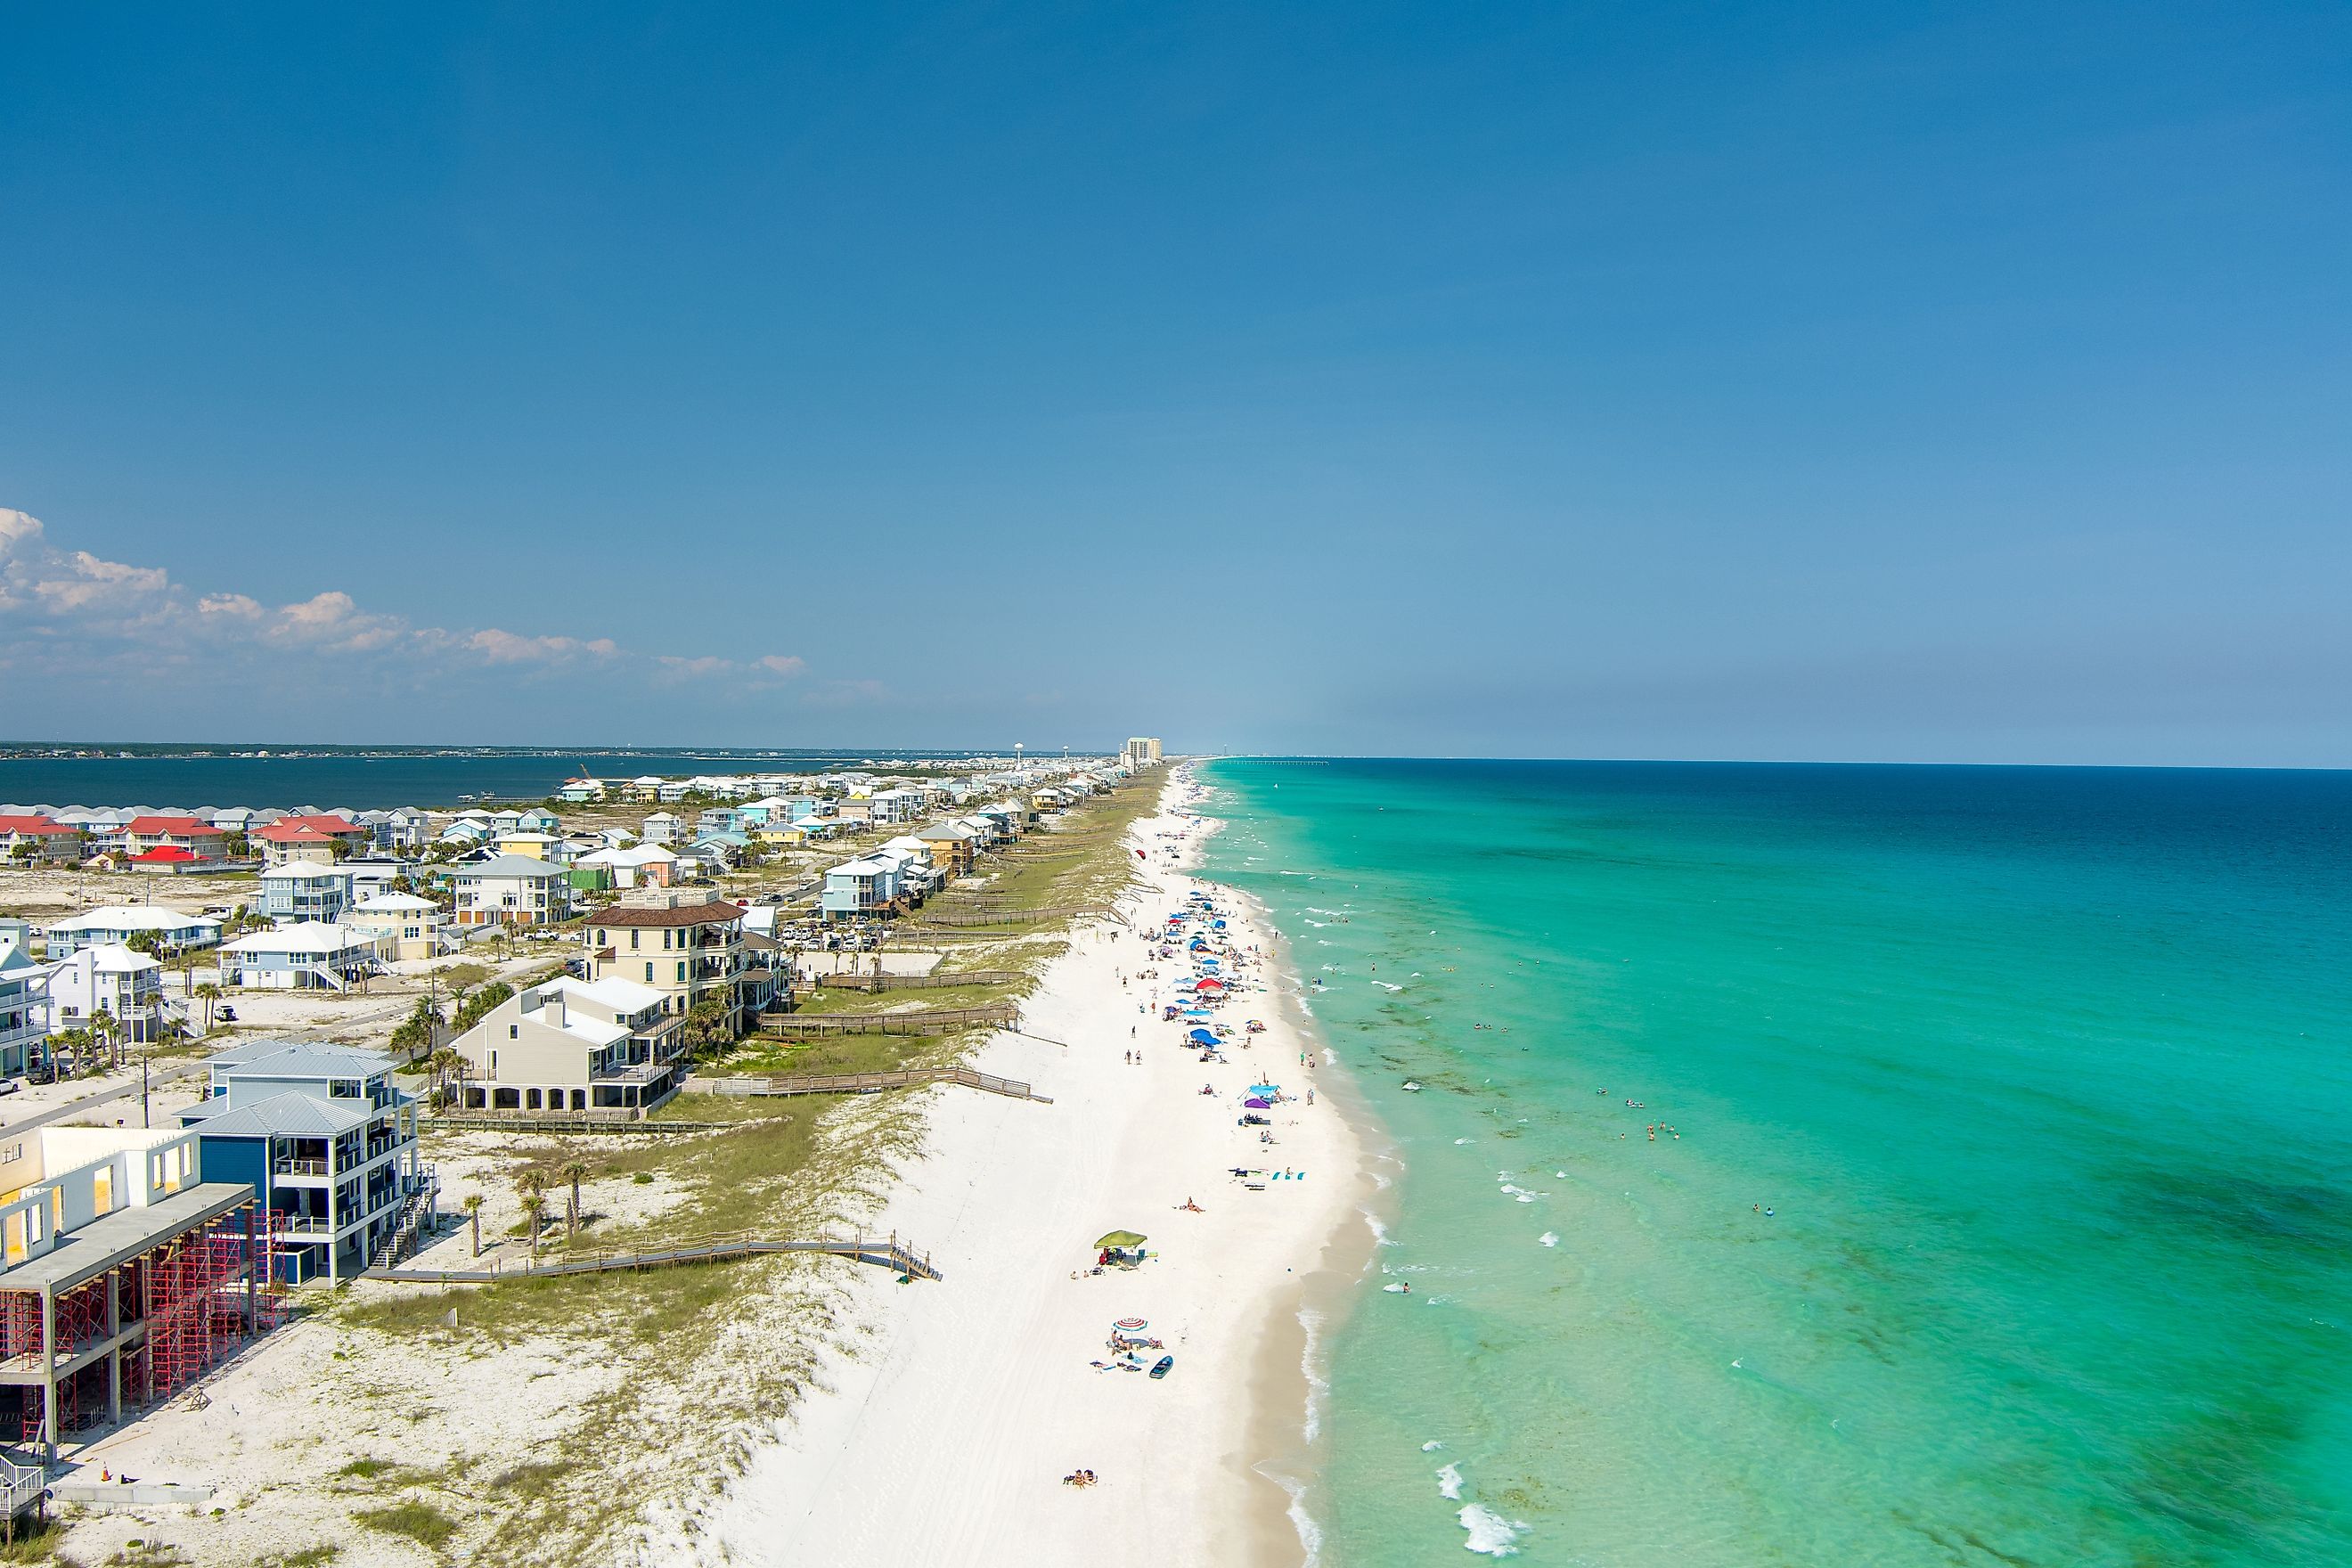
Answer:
[0, 509, 804, 694]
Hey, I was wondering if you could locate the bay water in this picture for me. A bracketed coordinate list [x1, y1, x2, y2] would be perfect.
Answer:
[1198, 759, 2351, 1567]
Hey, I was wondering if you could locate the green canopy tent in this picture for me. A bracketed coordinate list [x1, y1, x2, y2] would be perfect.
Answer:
[1095, 1230, 1147, 1249]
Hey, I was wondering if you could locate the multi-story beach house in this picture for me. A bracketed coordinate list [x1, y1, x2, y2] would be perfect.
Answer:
[183, 1041, 432, 1281]
[216, 923, 380, 992]
[448, 853, 570, 927]
[0, 814, 84, 863]
[915, 821, 978, 876]
[347, 893, 447, 962]
[253, 814, 366, 867]
[0, 1120, 271, 1460]
[42, 943, 176, 1043]
[257, 862, 353, 925]
[0, 926, 48, 1077]
[120, 814, 229, 861]
[820, 857, 900, 919]
[584, 887, 749, 1032]
[558, 778, 609, 803]
[449, 975, 685, 1115]
[42, 905, 222, 959]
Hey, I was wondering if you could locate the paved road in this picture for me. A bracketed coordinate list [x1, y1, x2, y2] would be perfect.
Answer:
[0, 1059, 211, 1136]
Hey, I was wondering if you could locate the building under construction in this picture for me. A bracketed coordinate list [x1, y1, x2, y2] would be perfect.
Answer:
[0, 1123, 287, 1475]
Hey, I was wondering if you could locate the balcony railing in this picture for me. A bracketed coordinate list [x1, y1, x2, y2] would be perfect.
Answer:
[274, 1156, 329, 1177]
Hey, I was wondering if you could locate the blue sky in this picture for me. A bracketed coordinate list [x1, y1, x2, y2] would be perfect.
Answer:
[3, 4, 2347, 763]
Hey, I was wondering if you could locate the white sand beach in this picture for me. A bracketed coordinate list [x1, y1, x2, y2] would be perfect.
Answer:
[679, 769, 1368, 1567]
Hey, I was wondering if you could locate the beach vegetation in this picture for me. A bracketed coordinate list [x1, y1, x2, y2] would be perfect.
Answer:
[352, 1500, 458, 1549]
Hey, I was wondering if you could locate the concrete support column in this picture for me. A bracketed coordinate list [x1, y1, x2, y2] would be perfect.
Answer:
[105, 1270, 120, 1425]
[38, 1286, 55, 1468]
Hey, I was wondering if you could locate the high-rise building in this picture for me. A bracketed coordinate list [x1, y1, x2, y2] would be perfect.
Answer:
[1123, 737, 1164, 767]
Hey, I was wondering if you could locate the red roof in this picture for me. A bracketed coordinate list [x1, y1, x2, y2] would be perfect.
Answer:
[130, 845, 202, 863]
[0, 815, 77, 836]
[125, 815, 225, 837]
[255, 814, 362, 843]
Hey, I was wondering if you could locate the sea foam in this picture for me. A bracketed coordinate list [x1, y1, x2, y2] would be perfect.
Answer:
[1436, 1462, 1465, 1500]
[1458, 1504, 1528, 1555]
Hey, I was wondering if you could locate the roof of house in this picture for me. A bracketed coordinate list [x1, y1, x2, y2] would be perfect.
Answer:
[128, 846, 202, 863]
[457, 854, 568, 877]
[917, 824, 976, 841]
[124, 814, 225, 836]
[48, 905, 218, 934]
[220, 921, 375, 956]
[209, 1039, 394, 1078]
[543, 974, 666, 1016]
[260, 861, 349, 880]
[351, 893, 438, 912]
[589, 901, 746, 928]
[0, 814, 77, 835]
[255, 815, 361, 844]
[185, 1088, 375, 1139]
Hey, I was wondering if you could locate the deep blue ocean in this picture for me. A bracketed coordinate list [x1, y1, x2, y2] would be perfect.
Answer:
[1199, 760, 2351, 1566]
[0, 752, 856, 810]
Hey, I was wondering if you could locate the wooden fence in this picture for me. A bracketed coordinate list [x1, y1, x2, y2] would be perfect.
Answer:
[819, 969, 1021, 992]
[901, 904, 1106, 929]
[423, 1114, 731, 1135]
[763, 1002, 1017, 1034]
[690, 1065, 1051, 1104]
[364, 1229, 940, 1285]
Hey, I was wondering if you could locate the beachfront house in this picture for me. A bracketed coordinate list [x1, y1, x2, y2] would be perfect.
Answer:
[915, 822, 977, 876]
[0, 814, 84, 863]
[257, 862, 354, 925]
[254, 814, 366, 867]
[41, 943, 176, 1043]
[516, 809, 561, 834]
[0, 1121, 274, 1459]
[584, 888, 749, 1033]
[43, 905, 222, 959]
[558, 778, 608, 804]
[183, 1041, 431, 1281]
[694, 807, 746, 837]
[494, 830, 568, 863]
[121, 814, 229, 862]
[450, 975, 686, 1115]
[216, 923, 380, 992]
[0, 930, 49, 1077]
[347, 893, 448, 962]
[449, 854, 571, 927]
[577, 843, 677, 890]
[820, 857, 899, 919]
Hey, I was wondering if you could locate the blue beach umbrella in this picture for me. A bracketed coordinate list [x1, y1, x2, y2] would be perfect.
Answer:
[1248, 1083, 1280, 1096]
[1188, 1027, 1220, 1045]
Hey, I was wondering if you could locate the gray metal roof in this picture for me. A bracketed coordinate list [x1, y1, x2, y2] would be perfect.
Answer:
[184, 1089, 372, 1139]
[209, 1041, 395, 1080]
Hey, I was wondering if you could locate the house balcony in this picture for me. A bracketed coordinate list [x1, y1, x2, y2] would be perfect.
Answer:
[274, 1156, 331, 1179]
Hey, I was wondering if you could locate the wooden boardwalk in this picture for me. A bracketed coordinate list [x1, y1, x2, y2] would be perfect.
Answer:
[764, 1002, 1017, 1034]
[900, 904, 1106, 929]
[820, 968, 1021, 992]
[691, 1064, 1052, 1104]
[365, 1229, 941, 1285]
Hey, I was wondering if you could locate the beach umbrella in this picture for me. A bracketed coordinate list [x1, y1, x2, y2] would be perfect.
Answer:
[1188, 1027, 1219, 1045]
[1115, 1318, 1148, 1332]
[1096, 1230, 1147, 1249]
[1249, 1083, 1280, 1095]
[1242, 1097, 1272, 1109]
[1212, 919, 1226, 929]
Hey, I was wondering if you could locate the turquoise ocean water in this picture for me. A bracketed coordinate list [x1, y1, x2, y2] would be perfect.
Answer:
[1197, 760, 2351, 1567]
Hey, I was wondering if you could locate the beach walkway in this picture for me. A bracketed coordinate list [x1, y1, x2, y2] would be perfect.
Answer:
[364, 1229, 942, 1285]
[690, 1065, 1054, 1104]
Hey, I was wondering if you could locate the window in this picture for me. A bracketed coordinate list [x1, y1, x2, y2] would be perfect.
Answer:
[677, 961, 687, 983]
[645, 962, 655, 983]
[630, 930, 641, 951]
[510, 1024, 519, 1038]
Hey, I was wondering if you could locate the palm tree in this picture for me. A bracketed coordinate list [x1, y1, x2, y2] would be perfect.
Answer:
[462, 1193, 486, 1257]
[427, 1047, 463, 1107]
[192, 982, 222, 1034]
[560, 1161, 588, 1238]
[90, 1008, 122, 1074]
[518, 1172, 547, 1263]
